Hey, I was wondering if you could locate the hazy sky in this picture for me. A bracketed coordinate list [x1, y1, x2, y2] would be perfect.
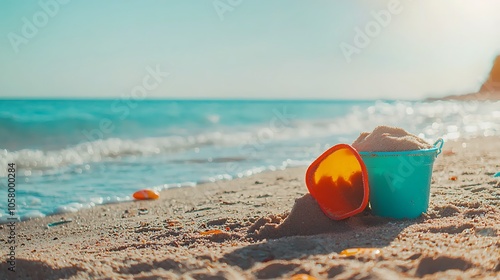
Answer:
[1, 0, 500, 99]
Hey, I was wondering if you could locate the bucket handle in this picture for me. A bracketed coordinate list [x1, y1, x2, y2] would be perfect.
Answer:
[433, 138, 444, 157]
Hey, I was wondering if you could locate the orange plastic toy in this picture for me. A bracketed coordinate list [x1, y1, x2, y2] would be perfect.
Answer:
[340, 248, 381, 256]
[133, 189, 160, 200]
[290, 274, 318, 280]
[200, 229, 224, 236]
[305, 144, 369, 220]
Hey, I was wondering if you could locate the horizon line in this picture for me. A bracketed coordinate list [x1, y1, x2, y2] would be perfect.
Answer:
[0, 97, 422, 102]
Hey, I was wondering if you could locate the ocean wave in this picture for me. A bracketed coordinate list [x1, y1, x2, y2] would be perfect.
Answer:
[0, 132, 247, 177]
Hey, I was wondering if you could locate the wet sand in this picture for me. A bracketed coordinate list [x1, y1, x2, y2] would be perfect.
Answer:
[1, 136, 499, 279]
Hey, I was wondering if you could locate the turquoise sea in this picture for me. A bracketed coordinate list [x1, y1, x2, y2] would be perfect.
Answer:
[0, 99, 499, 220]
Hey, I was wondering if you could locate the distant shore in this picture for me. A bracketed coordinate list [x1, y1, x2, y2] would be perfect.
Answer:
[2, 136, 500, 279]
[429, 55, 500, 101]
[427, 91, 500, 101]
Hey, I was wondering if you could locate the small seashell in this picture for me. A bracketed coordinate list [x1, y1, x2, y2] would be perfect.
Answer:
[133, 189, 160, 200]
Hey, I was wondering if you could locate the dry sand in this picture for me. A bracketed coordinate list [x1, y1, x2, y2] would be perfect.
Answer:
[1, 137, 499, 279]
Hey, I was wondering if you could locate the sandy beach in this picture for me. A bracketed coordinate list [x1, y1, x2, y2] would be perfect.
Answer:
[1, 136, 499, 279]
[2, 1, 500, 279]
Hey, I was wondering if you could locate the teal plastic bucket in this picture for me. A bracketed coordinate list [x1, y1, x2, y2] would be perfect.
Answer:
[358, 139, 443, 219]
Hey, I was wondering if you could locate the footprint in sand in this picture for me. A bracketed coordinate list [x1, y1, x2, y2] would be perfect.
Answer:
[453, 201, 481, 209]
[253, 262, 301, 279]
[326, 265, 346, 278]
[427, 223, 474, 234]
[471, 187, 487, 193]
[431, 205, 461, 218]
[463, 209, 488, 218]
[119, 258, 181, 275]
[475, 227, 498, 237]
[187, 267, 245, 279]
[415, 256, 472, 277]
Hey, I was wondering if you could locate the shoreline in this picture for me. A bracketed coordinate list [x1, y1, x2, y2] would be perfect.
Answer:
[1, 165, 303, 223]
[1, 135, 488, 224]
[1, 136, 499, 279]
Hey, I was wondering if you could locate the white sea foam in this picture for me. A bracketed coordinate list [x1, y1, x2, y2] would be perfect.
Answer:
[0, 132, 251, 177]
[23, 210, 45, 220]
[0, 216, 20, 224]
[206, 114, 221, 124]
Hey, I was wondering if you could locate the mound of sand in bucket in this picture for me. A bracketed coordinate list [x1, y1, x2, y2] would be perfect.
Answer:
[352, 126, 431, 152]
[249, 126, 432, 239]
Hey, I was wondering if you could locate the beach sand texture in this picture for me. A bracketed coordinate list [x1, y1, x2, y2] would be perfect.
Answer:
[1, 137, 499, 279]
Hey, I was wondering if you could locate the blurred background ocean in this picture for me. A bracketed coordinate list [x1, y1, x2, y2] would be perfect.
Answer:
[0, 99, 499, 220]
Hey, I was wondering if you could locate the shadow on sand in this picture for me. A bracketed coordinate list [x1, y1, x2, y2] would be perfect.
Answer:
[222, 195, 417, 270]
[0, 259, 83, 280]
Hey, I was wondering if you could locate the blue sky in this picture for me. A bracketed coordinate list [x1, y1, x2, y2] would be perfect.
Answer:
[1, 0, 500, 99]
